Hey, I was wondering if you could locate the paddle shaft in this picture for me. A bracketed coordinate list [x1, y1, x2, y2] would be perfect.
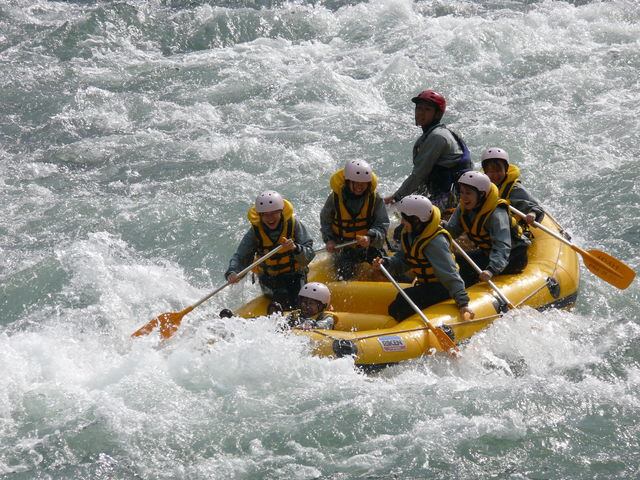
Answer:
[450, 239, 515, 309]
[131, 244, 286, 338]
[510, 206, 573, 247]
[509, 206, 621, 278]
[313, 240, 358, 254]
[378, 264, 458, 354]
[191, 244, 285, 309]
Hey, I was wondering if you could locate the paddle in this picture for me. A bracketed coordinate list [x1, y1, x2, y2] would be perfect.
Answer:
[378, 263, 459, 356]
[450, 238, 516, 310]
[509, 206, 636, 290]
[313, 239, 358, 254]
[131, 244, 285, 339]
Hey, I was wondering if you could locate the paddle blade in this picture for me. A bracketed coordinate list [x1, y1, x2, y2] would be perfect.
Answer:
[583, 249, 636, 290]
[131, 308, 190, 339]
[432, 327, 459, 356]
[157, 311, 187, 339]
[131, 317, 159, 338]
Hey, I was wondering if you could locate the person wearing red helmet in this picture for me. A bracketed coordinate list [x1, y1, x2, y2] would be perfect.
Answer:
[443, 172, 531, 287]
[320, 159, 389, 280]
[225, 190, 316, 310]
[384, 89, 472, 213]
[480, 147, 544, 226]
[373, 195, 474, 322]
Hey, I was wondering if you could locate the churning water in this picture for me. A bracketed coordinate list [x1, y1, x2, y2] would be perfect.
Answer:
[1, 0, 639, 478]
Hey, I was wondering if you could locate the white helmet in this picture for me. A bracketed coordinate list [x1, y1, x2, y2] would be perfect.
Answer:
[397, 195, 433, 222]
[299, 282, 331, 305]
[344, 159, 373, 183]
[458, 171, 492, 194]
[481, 147, 509, 167]
[255, 190, 285, 213]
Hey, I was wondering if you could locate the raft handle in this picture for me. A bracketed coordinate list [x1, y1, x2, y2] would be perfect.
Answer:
[333, 339, 358, 358]
[492, 297, 509, 314]
[440, 324, 455, 341]
[546, 276, 561, 299]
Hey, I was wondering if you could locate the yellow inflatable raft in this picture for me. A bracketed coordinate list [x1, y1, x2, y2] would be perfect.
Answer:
[235, 216, 580, 370]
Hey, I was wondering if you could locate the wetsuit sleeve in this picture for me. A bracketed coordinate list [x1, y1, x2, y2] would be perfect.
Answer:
[319, 194, 337, 243]
[509, 184, 545, 222]
[293, 220, 315, 267]
[486, 208, 512, 275]
[366, 195, 390, 248]
[392, 133, 448, 200]
[225, 229, 258, 279]
[423, 235, 470, 308]
[443, 207, 464, 239]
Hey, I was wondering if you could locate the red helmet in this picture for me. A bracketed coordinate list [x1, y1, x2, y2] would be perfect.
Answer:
[411, 90, 446, 114]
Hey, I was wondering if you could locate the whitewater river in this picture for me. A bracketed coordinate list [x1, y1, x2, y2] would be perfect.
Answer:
[1, 0, 638, 478]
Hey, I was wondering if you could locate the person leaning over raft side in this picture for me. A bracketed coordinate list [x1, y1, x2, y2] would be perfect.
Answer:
[444, 171, 531, 287]
[285, 282, 337, 331]
[373, 195, 474, 322]
[225, 190, 315, 310]
[320, 159, 389, 280]
[384, 89, 472, 213]
[480, 147, 544, 226]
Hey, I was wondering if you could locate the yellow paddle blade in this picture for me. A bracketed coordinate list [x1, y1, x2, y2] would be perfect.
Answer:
[582, 249, 636, 290]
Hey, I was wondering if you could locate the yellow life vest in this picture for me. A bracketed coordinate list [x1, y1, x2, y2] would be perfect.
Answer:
[329, 169, 379, 241]
[460, 184, 523, 252]
[494, 164, 521, 201]
[248, 199, 300, 275]
[401, 206, 456, 284]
